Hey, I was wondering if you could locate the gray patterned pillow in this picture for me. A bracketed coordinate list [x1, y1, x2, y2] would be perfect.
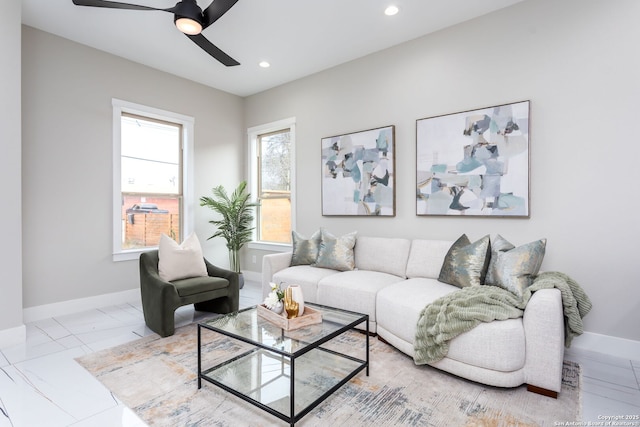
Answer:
[315, 229, 357, 271]
[290, 230, 321, 266]
[438, 234, 491, 288]
[485, 236, 547, 298]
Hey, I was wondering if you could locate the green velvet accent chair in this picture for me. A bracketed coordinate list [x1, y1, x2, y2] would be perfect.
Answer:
[139, 250, 239, 337]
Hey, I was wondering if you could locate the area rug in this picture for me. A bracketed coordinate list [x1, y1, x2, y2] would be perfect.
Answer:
[76, 323, 581, 426]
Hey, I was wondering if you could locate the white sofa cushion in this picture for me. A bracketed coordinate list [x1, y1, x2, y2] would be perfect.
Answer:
[354, 236, 411, 278]
[376, 278, 457, 344]
[317, 270, 403, 326]
[405, 239, 453, 279]
[272, 266, 339, 304]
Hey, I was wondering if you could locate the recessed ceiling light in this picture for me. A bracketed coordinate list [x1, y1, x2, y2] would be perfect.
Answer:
[384, 5, 399, 16]
[259, 61, 271, 68]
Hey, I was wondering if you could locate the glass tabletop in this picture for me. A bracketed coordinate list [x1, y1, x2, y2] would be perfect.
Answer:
[199, 303, 367, 356]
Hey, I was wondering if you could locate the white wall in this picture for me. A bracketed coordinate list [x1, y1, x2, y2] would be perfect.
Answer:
[244, 0, 640, 342]
[21, 26, 245, 309]
[0, 0, 24, 344]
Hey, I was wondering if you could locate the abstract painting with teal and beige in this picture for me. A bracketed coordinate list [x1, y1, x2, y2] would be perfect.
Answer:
[416, 101, 529, 217]
[322, 125, 395, 216]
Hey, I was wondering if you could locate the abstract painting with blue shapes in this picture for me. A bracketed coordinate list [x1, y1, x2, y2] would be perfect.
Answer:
[322, 125, 395, 216]
[416, 101, 530, 217]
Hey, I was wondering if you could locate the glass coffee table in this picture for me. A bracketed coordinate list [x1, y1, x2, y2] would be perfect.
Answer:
[197, 303, 369, 426]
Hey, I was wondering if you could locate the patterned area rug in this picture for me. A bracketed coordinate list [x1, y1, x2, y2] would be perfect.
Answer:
[76, 323, 581, 426]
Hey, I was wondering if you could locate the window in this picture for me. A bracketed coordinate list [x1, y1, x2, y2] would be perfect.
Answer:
[248, 118, 296, 250]
[113, 99, 195, 261]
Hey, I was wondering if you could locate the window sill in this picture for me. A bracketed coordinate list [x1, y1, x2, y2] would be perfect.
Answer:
[113, 248, 154, 262]
[248, 241, 292, 252]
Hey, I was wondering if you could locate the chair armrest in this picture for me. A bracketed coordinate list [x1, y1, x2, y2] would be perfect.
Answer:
[139, 251, 180, 306]
[523, 288, 565, 393]
[204, 259, 240, 295]
[261, 252, 293, 299]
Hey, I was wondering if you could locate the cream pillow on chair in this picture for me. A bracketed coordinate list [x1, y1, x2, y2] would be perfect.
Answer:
[158, 233, 208, 282]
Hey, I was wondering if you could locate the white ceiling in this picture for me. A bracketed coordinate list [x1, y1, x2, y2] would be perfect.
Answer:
[22, 0, 524, 97]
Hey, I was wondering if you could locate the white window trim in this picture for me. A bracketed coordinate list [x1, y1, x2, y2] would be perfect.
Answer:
[112, 99, 195, 262]
[247, 117, 296, 251]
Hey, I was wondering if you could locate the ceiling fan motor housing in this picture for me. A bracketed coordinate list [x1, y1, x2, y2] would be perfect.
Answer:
[174, 0, 204, 26]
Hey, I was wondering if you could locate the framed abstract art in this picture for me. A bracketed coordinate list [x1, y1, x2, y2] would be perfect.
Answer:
[416, 100, 530, 217]
[321, 125, 395, 216]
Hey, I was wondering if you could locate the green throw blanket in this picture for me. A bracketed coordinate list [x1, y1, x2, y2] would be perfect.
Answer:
[413, 271, 592, 365]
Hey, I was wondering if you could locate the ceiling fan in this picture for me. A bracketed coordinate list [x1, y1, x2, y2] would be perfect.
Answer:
[71, 0, 241, 66]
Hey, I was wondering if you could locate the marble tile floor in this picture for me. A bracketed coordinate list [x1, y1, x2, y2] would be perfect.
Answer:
[0, 280, 638, 426]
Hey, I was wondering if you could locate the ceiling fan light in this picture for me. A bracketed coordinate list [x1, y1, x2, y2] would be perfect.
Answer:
[175, 17, 202, 35]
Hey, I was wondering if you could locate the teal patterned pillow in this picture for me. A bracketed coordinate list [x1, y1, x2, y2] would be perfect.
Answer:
[315, 229, 357, 271]
[290, 230, 322, 266]
[485, 236, 547, 298]
[438, 234, 491, 288]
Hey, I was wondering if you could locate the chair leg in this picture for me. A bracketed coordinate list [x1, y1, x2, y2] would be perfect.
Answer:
[143, 304, 176, 337]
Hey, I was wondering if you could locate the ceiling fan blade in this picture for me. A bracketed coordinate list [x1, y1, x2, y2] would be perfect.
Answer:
[72, 0, 174, 12]
[201, 0, 239, 29]
[186, 33, 240, 66]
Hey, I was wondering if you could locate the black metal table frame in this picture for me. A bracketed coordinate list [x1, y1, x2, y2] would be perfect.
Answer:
[197, 303, 369, 426]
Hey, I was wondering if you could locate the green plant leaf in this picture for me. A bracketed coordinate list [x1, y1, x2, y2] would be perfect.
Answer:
[199, 181, 260, 273]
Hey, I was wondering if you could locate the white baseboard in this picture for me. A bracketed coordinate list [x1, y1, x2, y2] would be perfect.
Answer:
[20, 273, 263, 326]
[0, 324, 26, 348]
[571, 331, 640, 361]
[23, 288, 141, 323]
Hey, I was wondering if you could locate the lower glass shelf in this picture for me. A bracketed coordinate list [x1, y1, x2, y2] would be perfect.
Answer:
[202, 346, 364, 418]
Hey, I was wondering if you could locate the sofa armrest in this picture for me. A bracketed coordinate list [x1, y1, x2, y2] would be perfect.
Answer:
[261, 252, 293, 299]
[523, 288, 565, 394]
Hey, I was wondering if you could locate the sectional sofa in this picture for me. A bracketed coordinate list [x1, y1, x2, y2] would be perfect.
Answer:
[261, 234, 566, 397]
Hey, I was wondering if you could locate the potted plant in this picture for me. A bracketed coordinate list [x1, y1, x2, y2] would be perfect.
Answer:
[199, 181, 259, 288]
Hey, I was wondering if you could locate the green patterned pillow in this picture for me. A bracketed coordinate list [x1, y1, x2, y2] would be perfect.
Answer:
[438, 234, 491, 288]
[290, 230, 321, 266]
[485, 236, 547, 298]
[315, 229, 357, 271]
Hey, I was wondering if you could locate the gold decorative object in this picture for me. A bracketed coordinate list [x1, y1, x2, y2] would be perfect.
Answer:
[284, 287, 299, 319]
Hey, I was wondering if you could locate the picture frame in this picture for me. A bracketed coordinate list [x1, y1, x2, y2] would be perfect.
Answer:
[321, 125, 395, 216]
[416, 100, 530, 217]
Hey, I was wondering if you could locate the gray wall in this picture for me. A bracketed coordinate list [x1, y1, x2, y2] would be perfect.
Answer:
[0, 0, 23, 333]
[244, 0, 640, 342]
[21, 26, 244, 308]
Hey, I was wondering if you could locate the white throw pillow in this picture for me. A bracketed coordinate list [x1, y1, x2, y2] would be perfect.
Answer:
[158, 233, 208, 282]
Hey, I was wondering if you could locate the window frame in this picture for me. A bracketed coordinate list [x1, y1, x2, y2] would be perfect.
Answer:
[112, 99, 195, 262]
[247, 117, 296, 252]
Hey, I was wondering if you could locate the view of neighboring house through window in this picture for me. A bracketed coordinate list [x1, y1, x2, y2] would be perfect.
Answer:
[120, 113, 182, 250]
[257, 128, 292, 244]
